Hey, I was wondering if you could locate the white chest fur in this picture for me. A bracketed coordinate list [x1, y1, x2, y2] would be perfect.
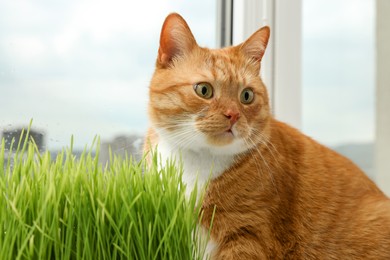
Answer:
[158, 139, 229, 259]
[154, 125, 243, 259]
[157, 139, 234, 195]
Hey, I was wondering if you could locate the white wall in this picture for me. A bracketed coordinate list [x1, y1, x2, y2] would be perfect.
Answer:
[376, 0, 390, 196]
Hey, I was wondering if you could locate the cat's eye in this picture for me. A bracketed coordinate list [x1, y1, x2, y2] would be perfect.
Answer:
[194, 82, 213, 99]
[240, 88, 254, 104]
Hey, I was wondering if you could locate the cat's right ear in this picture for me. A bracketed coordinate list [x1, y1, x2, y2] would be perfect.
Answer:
[158, 13, 197, 67]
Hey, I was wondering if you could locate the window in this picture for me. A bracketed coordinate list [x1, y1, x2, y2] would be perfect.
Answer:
[0, 1, 216, 157]
[302, 0, 375, 179]
[2, 1, 389, 193]
[231, 0, 387, 189]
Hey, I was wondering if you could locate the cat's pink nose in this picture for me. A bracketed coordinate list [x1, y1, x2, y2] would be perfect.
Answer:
[224, 109, 240, 125]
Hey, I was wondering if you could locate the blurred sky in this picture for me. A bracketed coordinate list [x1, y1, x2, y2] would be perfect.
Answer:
[0, 0, 375, 149]
[302, 0, 375, 146]
[0, 0, 216, 149]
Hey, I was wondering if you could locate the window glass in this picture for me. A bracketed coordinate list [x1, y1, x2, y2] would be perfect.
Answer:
[302, 0, 375, 178]
[0, 1, 216, 157]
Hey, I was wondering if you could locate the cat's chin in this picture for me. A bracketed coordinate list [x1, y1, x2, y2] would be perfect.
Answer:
[207, 130, 235, 146]
[199, 134, 249, 156]
[203, 140, 248, 156]
[191, 128, 251, 156]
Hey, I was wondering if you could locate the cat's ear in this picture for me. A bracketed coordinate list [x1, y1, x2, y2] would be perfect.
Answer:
[240, 26, 270, 62]
[158, 13, 197, 67]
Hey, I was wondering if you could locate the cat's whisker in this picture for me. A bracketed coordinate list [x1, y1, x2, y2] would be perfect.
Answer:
[250, 128, 283, 172]
[242, 139, 266, 191]
[252, 129, 279, 155]
[153, 122, 195, 130]
[246, 136, 279, 197]
[161, 128, 202, 151]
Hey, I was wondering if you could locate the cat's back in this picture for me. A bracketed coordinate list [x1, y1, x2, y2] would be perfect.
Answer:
[270, 119, 382, 197]
[270, 119, 390, 258]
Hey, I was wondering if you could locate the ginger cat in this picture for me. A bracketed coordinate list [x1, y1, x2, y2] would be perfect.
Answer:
[144, 13, 390, 259]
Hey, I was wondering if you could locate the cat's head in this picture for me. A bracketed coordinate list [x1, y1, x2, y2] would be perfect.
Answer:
[148, 13, 271, 156]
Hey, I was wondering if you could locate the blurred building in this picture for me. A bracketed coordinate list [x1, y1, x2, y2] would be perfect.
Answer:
[1, 127, 46, 170]
[2, 128, 45, 152]
[333, 143, 374, 181]
[99, 135, 144, 165]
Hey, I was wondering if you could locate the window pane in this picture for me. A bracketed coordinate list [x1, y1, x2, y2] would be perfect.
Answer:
[0, 1, 216, 157]
[302, 0, 375, 178]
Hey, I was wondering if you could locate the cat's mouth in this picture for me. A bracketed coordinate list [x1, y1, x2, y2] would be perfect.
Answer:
[202, 126, 241, 147]
[216, 128, 236, 139]
[226, 129, 234, 136]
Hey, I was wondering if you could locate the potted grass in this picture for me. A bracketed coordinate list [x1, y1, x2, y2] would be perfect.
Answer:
[0, 131, 209, 260]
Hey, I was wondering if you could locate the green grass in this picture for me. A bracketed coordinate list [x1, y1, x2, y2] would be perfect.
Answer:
[0, 131, 209, 260]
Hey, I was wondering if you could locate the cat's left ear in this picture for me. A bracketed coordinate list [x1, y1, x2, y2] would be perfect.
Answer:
[240, 26, 270, 62]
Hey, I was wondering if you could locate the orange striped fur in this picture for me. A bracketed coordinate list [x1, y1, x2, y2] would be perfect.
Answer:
[144, 13, 390, 259]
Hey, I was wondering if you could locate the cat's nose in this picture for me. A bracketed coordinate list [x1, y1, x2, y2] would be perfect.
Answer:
[224, 109, 240, 125]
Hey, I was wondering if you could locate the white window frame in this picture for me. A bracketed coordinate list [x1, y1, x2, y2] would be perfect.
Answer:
[376, 0, 390, 196]
[217, 0, 302, 130]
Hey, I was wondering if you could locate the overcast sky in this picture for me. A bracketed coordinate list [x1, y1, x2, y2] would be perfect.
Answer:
[0, 0, 216, 149]
[302, 0, 375, 146]
[0, 0, 374, 150]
